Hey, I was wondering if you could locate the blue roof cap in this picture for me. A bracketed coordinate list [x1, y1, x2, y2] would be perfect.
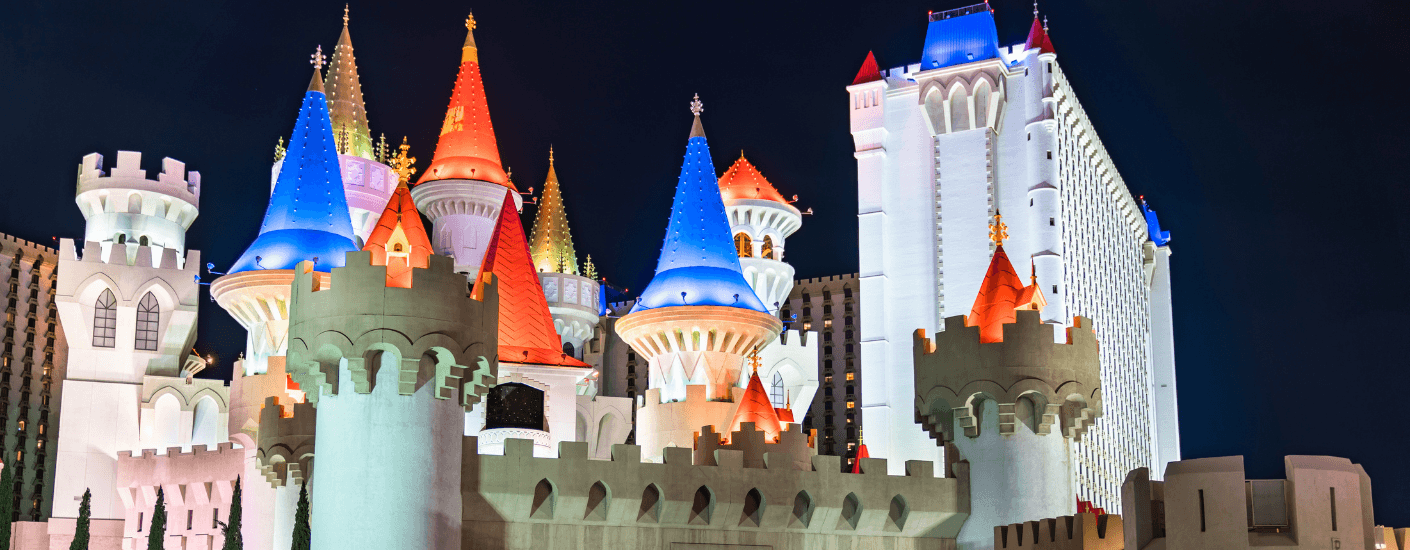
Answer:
[1140, 198, 1172, 247]
[230, 84, 357, 273]
[631, 123, 768, 314]
[921, 4, 1001, 70]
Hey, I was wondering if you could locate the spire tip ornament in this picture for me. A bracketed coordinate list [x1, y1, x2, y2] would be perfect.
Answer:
[689, 93, 703, 117]
[466, 12, 477, 31]
[748, 347, 762, 376]
[343, 4, 349, 25]
[310, 45, 326, 70]
[989, 211, 1008, 246]
[389, 136, 417, 184]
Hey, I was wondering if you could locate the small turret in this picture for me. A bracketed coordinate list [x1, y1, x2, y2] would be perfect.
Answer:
[74, 151, 200, 262]
[719, 153, 802, 314]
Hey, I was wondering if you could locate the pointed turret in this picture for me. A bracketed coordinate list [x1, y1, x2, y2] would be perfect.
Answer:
[966, 214, 1046, 343]
[476, 193, 589, 367]
[630, 95, 768, 313]
[417, 13, 510, 188]
[527, 148, 579, 275]
[326, 5, 374, 159]
[719, 153, 790, 204]
[363, 181, 432, 288]
[728, 363, 782, 442]
[230, 51, 358, 273]
[1025, 15, 1056, 54]
[851, 51, 882, 85]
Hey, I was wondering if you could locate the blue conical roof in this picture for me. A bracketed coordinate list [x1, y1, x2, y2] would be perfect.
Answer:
[630, 108, 768, 314]
[230, 67, 358, 273]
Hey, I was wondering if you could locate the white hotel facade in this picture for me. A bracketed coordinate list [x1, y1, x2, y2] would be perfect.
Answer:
[847, 4, 1180, 512]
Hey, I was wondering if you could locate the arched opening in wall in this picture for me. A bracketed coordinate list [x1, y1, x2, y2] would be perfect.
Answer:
[191, 396, 219, 449]
[562, 341, 575, 358]
[740, 488, 765, 527]
[595, 414, 618, 457]
[484, 382, 546, 431]
[128, 193, 143, 214]
[115, 234, 126, 245]
[689, 486, 714, 525]
[886, 494, 909, 532]
[1015, 393, 1046, 434]
[949, 87, 970, 132]
[584, 481, 610, 521]
[761, 236, 775, 260]
[530, 479, 556, 519]
[924, 88, 946, 133]
[135, 291, 160, 351]
[790, 491, 814, 528]
[974, 81, 992, 129]
[153, 393, 183, 452]
[575, 412, 588, 445]
[838, 492, 861, 530]
[770, 372, 785, 408]
[92, 288, 117, 348]
[138, 235, 149, 246]
[734, 233, 753, 258]
[638, 484, 661, 523]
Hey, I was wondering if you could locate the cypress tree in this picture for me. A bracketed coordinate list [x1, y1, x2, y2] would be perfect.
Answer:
[0, 462, 15, 548]
[146, 486, 166, 550]
[69, 489, 91, 550]
[219, 476, 243, 550]
[291, 481, 310, 550]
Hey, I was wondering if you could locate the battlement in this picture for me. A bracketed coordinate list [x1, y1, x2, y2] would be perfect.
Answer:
[0, 233, 57, 258]
[117, 441, 239, 461]
[914, 311, 1102, 441]
[77, 151, 200, 202]
[793, 273, 858, 287]
[695, 422, 814, 471]
[257, 396, 315, 487]
[995, 513, 1123, 549]
[286, 250, 499, 408]
[59, 238, 199, 272]
[464, 435, 966, 539]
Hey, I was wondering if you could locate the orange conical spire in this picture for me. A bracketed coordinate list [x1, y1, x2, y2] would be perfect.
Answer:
[728, 350, 783, 441]
[966, 213, 1046, 343]
[364, 182, 432, 288]
[417, 12, 512, 188]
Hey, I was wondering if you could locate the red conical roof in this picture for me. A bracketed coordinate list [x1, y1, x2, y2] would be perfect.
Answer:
[728, 371, 782, 442]
[363, 182, 433, 288]
[850, 443, 870, 474]
[719, 154, 789, 204]
[418, 16, 512, 189]
[476, 193, 588, 367]
[966, 246, 1046, 343]
[1025, 17, 1056, 54]
[851, 51, 882, 85]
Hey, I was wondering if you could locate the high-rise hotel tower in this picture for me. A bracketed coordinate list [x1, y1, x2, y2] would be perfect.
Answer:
[847, 4, 1180, 511]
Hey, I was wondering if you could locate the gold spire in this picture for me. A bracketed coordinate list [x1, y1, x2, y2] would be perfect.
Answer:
[326, 7, 375, 159]
[989, 211, 1008, 246]
[388, 137, 417, 184]
[528, 147, 580, 275]
[462, 12, 479, 63]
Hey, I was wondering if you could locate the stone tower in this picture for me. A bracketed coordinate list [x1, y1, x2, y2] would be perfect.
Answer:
[285, 248, 497, 550]
[912, 218, 1102, 550]
[718, 153, 803, 315]
[412, 13, 522, 277]
[615, 96, 783, 462]
[52, 150, 203, 520]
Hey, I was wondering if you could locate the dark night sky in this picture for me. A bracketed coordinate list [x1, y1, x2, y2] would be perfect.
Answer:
[4, 0, 1408, 525]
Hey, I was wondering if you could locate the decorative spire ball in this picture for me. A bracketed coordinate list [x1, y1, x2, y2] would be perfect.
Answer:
[310, 45, 325, 70]
[989, 211, 1008, 246]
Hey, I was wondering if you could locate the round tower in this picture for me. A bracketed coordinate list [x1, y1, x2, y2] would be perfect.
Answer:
[912, 217, 1102, 550]
[1022, 12, 1064, 327]
[718, 153, 802, 314]
[615, 96, 782, 462]
[411, 13, 522, 277]
[213, 55, 360, 376]
[527, 148, 599, 358]
[285, 249, 496, 550]
[74, 150, 200, 260]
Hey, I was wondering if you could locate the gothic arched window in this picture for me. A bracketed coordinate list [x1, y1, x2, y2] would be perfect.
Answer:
[135, 292, 159, 351]
[770, 372, 785, 408]
[761, 236, 775, 260]
[734, 233, 753, 258]
[92, 289, 117, 348]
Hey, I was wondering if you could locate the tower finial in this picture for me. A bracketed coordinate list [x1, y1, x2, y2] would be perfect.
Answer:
[989, 211, 1008, 246]
[688, 94, 707, 139]
[310, 45, 326, 70]
[1030, 260, 1038, 286]
[690, 93, 704, 116]
[1044, 15, 1049, 31]
[749, 347, 762, 376]
[343, 4, 349, 25]
[548, 145, 554, 165]
[389, 137, 417, 184]
[466, 11, 477, 31]
[1034, 0, 1039, 18]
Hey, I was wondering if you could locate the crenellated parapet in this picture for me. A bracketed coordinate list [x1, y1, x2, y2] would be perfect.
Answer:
[463, 436, 967, 544]
[285, 251, 498, 408]
[115, 442, 244, 543]
[257, 396, 316, 487]
[913, 310, 1101, 443]
[75, 151, 200, 253]
[994, 512, 1123, 550]
[694, 422, 815, 471]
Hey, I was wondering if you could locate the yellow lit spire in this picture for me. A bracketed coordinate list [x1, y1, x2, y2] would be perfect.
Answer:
[527, 147, 580, 275]
[326, 5, 375, 159]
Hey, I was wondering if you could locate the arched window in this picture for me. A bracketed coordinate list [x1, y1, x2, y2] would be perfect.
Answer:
[924, 88, 945, 132]
[135, 292, 160, 351]
[950, 87, 970, 132]
[770, 372, 785, 408]
[974, 81, 992, 129]
[92, 289, 117, 348]
[761, 236, 774, 260]
[562, 342, 576, 358]
[734, 233, 753, 258]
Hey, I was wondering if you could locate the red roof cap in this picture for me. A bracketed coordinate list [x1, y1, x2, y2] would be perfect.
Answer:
[966, 245, 1044, 343]
[851, 51, 882, 85]
[363, 183, 433, 288]
[719, 154, 789, 204]
[417, 21, 512, 188]
[850, 443, 870, 474]
[476, 193, 588, 367]
[728, 371, 782, 442]
[1025, 17, 1056, 54]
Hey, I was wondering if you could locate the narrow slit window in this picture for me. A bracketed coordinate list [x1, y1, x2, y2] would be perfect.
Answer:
[1330, 487, 1337, 531]
[1198, 490, 1206, 532]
